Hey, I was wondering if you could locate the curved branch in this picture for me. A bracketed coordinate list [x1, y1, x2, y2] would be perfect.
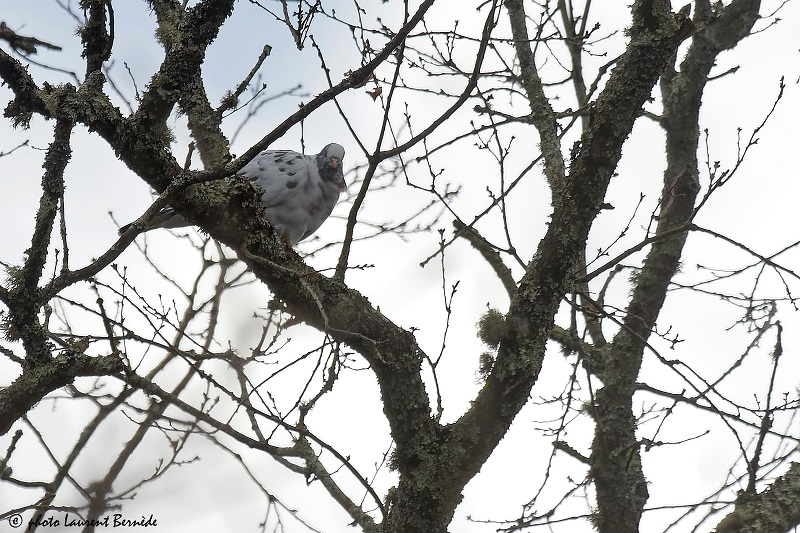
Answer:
[0, 354, 123, 435]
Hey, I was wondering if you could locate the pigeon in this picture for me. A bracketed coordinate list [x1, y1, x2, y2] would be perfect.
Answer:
[120, 143, 347, 245]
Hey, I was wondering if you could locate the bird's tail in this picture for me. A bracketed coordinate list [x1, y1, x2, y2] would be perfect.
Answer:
[118, 208, 188, 235]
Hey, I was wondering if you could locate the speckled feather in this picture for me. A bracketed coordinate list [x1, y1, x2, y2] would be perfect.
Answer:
[122, 144, 346, 245]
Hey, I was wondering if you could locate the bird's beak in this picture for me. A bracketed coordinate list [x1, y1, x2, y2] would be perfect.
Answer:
[330, 158, 339, 169]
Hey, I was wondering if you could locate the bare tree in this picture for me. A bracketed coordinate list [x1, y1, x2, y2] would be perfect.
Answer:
[1, 1, 798, 532]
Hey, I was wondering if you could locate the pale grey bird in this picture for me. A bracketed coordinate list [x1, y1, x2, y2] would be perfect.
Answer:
[120, 143, 346, 245]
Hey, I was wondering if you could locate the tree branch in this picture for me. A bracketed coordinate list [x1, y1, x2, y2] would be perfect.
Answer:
[590, 2, 760, 531]
[0, 354, 123, 435]
[504, 0, 566, 193]
[716, 461, 800, 533]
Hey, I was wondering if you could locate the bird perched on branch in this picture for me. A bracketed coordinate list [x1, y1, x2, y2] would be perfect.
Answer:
[120, 143, 347, 245]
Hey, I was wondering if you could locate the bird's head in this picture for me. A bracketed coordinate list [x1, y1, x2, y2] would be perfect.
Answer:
[316, 143, 346, 191]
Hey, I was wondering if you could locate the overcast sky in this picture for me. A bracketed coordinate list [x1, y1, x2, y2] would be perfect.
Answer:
[2, 1, 800, 532]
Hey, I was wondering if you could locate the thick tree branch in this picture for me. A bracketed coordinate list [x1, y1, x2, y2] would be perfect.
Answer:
[6, 117, 74, 368]
[80, 0, 112, 75]
[504, 0, 566, 193]
[590, 2, 760, 532]
[0, 354, 123, 435]
[134, 0, 235, 132]
[0, 48, 48, 125]
[716, 461, 800, 533]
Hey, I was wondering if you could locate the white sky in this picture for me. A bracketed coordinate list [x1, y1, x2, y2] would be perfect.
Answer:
[2, 1, 800, 532]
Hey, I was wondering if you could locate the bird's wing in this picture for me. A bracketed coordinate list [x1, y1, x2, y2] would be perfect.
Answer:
[239, 150, 313, 208]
